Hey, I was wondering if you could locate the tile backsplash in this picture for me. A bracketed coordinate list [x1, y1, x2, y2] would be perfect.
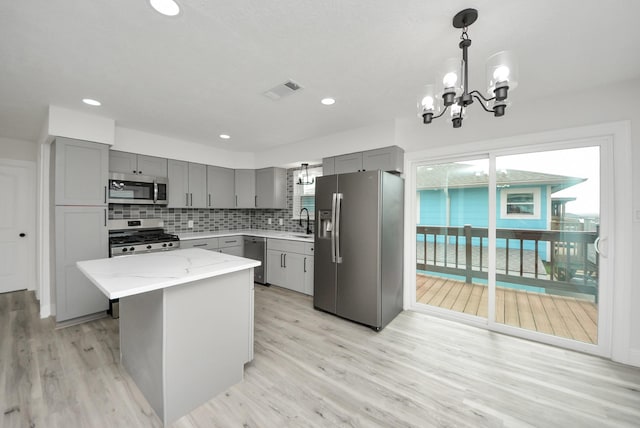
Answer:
[108, 166, 317, 235]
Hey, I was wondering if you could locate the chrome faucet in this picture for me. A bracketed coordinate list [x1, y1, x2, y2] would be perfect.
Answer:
[299, 208, 312, 235]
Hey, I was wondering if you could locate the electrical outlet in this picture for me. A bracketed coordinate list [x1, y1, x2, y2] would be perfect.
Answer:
[279, 218, 284, 226]
[268, 218, 272, 225]
[187, 220, 194, 228]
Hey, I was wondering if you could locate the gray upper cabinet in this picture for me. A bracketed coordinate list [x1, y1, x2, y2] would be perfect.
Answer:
[322, 157, 335, 176]
[168, 159, 189, 207]
[137, 154, 168, 177]
[323, 145, 404, 175]
[255, 167, 286, 209]
[207, 166, 235, 208]
[362, 146, 404, 173]
[54, 137, 108, 206]
[334, 153, 363, 174]
[235, 169, 256, 208]
[188, 163, 207, 208]
[109, 150, 168, 177]
[168, 160, 206, 208]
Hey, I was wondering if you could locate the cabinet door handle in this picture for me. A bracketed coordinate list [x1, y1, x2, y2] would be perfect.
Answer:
[254, 195, 257, 207]
[224, 240, 235, 244]
[104, 186, 107, 204]
[186, 193, 189, 206]
[193, 243, 208, 247]
[236, 195, 238, 207]
[304, 257, 306, 273]
[208, 194, 211, 207]
[283, 253, 286, 268]
[280, 253, 283, 267]
[104, 209, 107, 227]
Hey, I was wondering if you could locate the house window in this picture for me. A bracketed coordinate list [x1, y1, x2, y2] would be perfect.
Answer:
[292, 166, 322, 220]
[500, 187, 541, 219]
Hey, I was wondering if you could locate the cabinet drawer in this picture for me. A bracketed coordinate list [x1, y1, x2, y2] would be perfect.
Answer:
[304, 243, 314, 256]
[219, 236, 243, 248]
[267, 238, 306, 254]
[181, 237, 219, 250]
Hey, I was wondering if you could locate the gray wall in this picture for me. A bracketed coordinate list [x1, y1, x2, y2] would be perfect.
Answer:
[0, 137, 37, 161]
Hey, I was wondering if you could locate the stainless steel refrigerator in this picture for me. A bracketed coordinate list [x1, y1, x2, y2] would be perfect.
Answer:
[314, 170, 404, 330]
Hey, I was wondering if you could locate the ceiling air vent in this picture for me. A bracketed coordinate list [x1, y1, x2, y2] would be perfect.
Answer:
[262, 80, 304, 100]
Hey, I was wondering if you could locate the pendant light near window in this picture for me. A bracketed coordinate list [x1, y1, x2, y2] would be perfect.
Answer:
[417, 9, 518, 128]
[297, 163, 315, 185]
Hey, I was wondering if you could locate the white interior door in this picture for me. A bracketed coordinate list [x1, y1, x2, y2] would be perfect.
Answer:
[0, 159, 36, 293]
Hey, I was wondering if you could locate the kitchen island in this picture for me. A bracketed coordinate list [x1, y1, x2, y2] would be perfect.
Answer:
[77, 248, 260, 426]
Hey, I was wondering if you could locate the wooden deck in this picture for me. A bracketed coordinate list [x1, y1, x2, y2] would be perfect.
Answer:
[416, 274, 598, 344]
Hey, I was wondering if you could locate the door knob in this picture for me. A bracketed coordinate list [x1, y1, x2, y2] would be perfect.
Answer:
[19, 233, 26, 237]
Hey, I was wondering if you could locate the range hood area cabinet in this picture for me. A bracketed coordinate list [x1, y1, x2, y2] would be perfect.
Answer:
[206, 165, 235, 208]
[51, 137, 109, 322]
[256, 167, 286, 209]
[167, 160, 208, 208]
[109, 150, 167, 177]
[234, 169, 255, 208]
[323, 145, 404, 175]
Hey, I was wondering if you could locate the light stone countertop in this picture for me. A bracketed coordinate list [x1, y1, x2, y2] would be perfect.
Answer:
[178, 229, 314, 242]
[77, 248, 261, 299]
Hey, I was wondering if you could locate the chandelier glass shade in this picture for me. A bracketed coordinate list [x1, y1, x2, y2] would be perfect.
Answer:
[418, 9, 518, 128]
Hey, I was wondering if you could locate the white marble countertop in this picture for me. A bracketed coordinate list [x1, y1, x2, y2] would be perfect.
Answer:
[178, 229, 314, 242]
[77, 248, 261, 299]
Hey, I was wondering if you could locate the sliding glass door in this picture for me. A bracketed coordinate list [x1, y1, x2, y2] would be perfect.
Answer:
[414, 141, 610, 351]
[493, 147, 601, 344]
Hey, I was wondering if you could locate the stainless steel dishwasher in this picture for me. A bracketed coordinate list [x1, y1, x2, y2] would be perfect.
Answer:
[243, 236, 266, 284]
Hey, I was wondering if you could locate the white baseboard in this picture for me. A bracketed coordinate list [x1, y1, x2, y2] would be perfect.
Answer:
[628, 349, 640, 368]
[40, 303, 54, 319]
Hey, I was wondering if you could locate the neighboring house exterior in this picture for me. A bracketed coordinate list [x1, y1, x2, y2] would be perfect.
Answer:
[416, 163, 586, 258]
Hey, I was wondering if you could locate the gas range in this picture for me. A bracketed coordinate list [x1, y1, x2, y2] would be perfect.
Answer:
[108, 219, 179, 257]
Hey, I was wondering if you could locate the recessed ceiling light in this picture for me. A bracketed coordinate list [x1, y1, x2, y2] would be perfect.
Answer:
[321, 98, 336, 105]
[82, 98, 101, 106]
[219, 134, 231, 140]
[149, 0, 180, 16]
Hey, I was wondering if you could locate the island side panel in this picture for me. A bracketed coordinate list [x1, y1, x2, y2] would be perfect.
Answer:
[163, 269, 251, 425]
[120, 289, 165, 421]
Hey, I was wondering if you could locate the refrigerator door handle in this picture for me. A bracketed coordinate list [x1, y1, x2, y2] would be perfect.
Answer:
[335, 192, 343, 263]
[331, 193, 337, 263]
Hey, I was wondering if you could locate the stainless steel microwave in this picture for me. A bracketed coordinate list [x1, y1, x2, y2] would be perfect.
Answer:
[108, 173, 168, 205]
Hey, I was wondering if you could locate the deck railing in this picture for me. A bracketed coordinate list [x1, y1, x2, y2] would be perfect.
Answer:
[416, 225, 599, 300]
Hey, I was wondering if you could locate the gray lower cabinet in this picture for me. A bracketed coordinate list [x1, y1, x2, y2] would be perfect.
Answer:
[218, 236, 244, 256]
[266, 239, 314, 295]
[109, 150, 168, 177]
[255, 167, 286, 209]
[180, 237, 219, 250]
[181, 236, 244, 257]
[53, 137, 109, 206]
[234, 169, 256, 208]
[207, 166, 235, 208]
[55, 206, 109, 322]
[168, 160, 207, 208]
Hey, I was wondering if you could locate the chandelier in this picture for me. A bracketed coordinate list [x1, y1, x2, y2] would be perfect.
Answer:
[297, 163, 315, 185]
[418, 9, 518, 128]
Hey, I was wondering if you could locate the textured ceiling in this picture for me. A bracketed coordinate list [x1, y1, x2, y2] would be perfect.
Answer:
[1, 0, 639, 151]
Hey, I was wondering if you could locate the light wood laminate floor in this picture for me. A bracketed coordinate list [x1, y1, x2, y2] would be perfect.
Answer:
[2, 287, 639, 427]
[416, 274, 598, 344]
